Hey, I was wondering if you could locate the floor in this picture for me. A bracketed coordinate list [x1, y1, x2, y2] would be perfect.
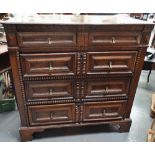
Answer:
[0, 71, 155, 142]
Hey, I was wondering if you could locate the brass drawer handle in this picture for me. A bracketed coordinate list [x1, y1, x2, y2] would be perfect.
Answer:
[49, 89, 53, 95]
[103, 86, 108, 95]
[112, 37, 116, 44]
[102, 109, 107, 116]
[48, 38, 53, 45]
[105, 86, 108, 94]
[50, 112, 53, 119]
[49, 63, 53, 71]
[109, 61, 112, 69]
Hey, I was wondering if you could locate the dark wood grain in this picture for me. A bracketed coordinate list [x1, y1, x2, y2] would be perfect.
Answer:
[28, 103, 76, 126]
[2, 15, 154, 141]
[20, 52, 77, 77]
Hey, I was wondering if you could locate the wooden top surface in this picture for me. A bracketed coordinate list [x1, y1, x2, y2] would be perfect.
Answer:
[1, 14, 154, 25]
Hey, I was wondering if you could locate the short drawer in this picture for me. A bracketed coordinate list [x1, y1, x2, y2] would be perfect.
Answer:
[24, 80, 75, 102]
[83, 78, 130, 99]
[87, 51, 137, 74]
[83, 101, 126, 122]
[88, 31, 141, 46]
[20, 53, 76, 77]
[28, 103, 75, 126]
[17, 32, 77, 47]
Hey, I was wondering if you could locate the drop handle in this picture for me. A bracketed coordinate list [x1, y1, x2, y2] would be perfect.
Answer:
[105, 86, 108, 93]
[102, 109, 107, 116]
[48, 38, 53, 45]
[103, 86, 108, 95]
[104, 86, 109, 94]
[50, 112, 53, 119]
[49, 89, 53, 95]
[49, 63, 53, 71]
[109, 61, 112, 69]
[112, 37, 116, 44]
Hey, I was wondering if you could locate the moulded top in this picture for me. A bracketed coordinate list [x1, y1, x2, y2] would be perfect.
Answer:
[1, 14, 154, 25]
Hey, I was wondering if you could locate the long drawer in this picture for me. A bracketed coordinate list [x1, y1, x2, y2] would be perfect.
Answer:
[20, 52, 76, 77]
[24, 80, 75, 102]
[83, 77, 130, 100]
[17, 32, 77, 48]
[28, 103, 76, 126]
[86, 51, 137, 75]
[82, 100, 127, 122]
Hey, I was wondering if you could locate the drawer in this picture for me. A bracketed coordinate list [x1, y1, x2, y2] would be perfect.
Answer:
[87, 51, 137, 74]
[83, 78, 130, 99]
[24, 80, 75, 102]
[17, 32, 77, 47]
[83, 101, 126, 122]
[88, 31, 141, 46]
[28, 103, 75, 126]
[20, 53, 76, 77]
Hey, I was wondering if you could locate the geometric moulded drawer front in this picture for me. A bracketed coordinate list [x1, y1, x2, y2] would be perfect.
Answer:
[28, 103, 76, 126]
[87, 51, 137, 74]
[24, 80, 75, 102]
[88, 31, 141, 46]
[17, 32, 77, 48]
[83, 101, 126, 122]
[20, 52, 76, 77]
[83, 78, 130, 99]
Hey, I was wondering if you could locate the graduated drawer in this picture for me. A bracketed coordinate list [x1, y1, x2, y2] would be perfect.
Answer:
[28, 103, 75, 126]
[24, 80, 75, 102]
[82, 101, 126, 122]
[20, 53, 76, 77]
[83, 78, 130, 99]
[17, 32, 77, 48]
[87, 51, 137, 74]
[88, 31, 142, 46]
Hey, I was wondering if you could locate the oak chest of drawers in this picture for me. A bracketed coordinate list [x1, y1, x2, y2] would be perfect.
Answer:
[2, 15, 154, 141]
